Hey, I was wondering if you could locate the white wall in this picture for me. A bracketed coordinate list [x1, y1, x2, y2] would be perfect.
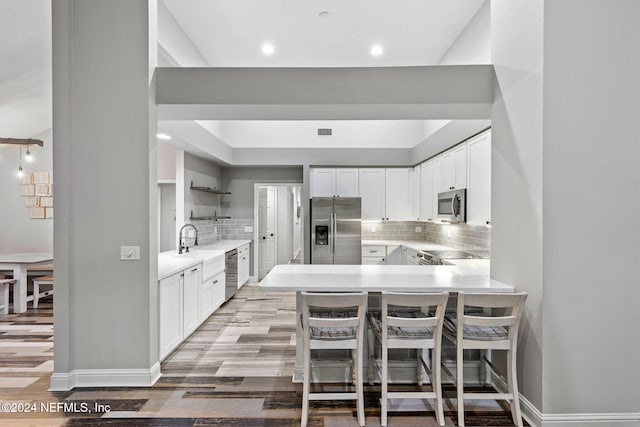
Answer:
[219, 120, 425, 148]
[491, 0, 544, 410]
[542, 0, 640, 415]
[52, 0, 157, 387]
[276, 186, 292, 265]
[439, 0, 491, 65]
[0, 129, 53, 253]
[157, 142, 176, 181]
[182, 151, 221, 221]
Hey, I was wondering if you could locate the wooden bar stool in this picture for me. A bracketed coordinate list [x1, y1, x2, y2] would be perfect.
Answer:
[32, 275, 54, 308]
[443, 291, 528, 427]
[300, 291, 368, 427]
[367, 291, 449, 427]
[0, 279, 17, 315]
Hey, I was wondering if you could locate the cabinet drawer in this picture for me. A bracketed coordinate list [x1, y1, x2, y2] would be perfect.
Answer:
[362, 256, 386, 265]
[202, 255, 225, 281]
[362, 245, 386, 256]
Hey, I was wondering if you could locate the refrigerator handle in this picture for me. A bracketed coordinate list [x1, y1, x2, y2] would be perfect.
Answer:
[331, 212, 336, 258]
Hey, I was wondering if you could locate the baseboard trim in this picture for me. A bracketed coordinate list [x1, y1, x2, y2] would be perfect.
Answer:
[49, 362, 162, 391]
[519, 393, 640, 426]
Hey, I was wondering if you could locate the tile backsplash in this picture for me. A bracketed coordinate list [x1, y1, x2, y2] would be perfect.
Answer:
[362, 220, 490, 254]
[189, 218, 255, 245]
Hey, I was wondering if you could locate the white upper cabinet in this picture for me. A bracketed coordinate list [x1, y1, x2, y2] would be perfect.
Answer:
[432, 156, 444, 196]
[408, 165, 421, 221]
[311, 168, 359, 197]
[466, 130, 491, 226]
[311, 168, 336, 197]
[442, 143, 467, 191]
[420, 160, 435, 222]
[335, 168, 359, 197]
[385, 168, 411, 221]
[359, 168, 386, 220]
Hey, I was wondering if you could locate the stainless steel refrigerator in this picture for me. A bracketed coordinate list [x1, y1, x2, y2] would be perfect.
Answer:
[311, 197, 362, 264]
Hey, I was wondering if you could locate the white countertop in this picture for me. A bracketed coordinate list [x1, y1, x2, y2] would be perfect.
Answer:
[259, 262, 512, 293]
[0, 253, 53, 264]
[197, 240, 251, 252]
[157, 240, 251, 280]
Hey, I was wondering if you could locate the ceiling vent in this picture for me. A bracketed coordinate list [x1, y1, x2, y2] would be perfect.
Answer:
[317, 128, 333, 137]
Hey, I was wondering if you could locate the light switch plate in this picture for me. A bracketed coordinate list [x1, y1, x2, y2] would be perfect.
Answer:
[415, 226, 422, 233]
[121, 246, 140, 260]
[244, 226, 253, 232]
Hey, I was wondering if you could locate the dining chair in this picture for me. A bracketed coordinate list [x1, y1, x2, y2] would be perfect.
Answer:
[443, 291, 528, 427]
[300, 291, 368, 427]
[367, 291, 449, 426]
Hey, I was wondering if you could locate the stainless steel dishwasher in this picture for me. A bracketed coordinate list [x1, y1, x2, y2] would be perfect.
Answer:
[224, 249, 238, 301]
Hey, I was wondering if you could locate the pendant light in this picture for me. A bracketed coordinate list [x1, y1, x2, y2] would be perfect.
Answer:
[17, 147, 24, 178]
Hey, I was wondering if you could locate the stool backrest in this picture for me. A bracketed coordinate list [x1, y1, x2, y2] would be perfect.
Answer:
[457, 292, 528, 344]
[382, 291, 449, 348]
[301, 291, 368, 333]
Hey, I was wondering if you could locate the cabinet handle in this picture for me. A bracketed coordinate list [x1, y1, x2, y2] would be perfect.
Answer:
[191, 268, 198, 272]
[180, 273, 184, 277]
[486, 220, 491, 225]
[386, 217, 389, 220]
[242, 257, 246, 260]
[213, 280, 218, 284]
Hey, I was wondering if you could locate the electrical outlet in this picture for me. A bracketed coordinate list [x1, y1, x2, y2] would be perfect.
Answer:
[415, 226, 422, 233]
[371, 225, 376, 233]
[244, 226, 253, 233]
[214, 226, 218, 234]
[120, 246, 140, 260]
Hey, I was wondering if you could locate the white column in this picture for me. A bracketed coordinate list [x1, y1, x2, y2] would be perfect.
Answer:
[51, 0, 159, 390]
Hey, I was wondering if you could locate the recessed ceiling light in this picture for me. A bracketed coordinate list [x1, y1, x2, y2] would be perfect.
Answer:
[370, 44, 384, 57]
[262, 43, 275, 56]
[318, 11, 329, 18]
[157, 133, 172, 140]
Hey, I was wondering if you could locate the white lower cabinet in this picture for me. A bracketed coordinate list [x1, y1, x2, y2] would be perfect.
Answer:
[159, 272, 183, 361]
[237, 243, 250, 288]
[200, 255, 226, 321]
[361, 245, 386, 264]
[183, 265, 200, 337]
[160, 254, 227, 361]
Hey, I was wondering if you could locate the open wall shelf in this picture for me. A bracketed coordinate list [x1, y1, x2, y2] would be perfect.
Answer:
[190, 181, 231, 195]
[189, 210, 231, 221]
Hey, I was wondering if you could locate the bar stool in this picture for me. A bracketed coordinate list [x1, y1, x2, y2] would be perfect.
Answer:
[367, 291, 449, 427]
[443, 291, 528, 427]
[0, 279, 17, 315]
[300, 291, 368, 427]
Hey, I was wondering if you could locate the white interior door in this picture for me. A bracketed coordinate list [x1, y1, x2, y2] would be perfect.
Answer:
[258, 187, 277, 280]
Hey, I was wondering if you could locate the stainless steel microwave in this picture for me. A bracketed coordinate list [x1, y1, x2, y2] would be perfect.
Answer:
[437, 189, 466, 223]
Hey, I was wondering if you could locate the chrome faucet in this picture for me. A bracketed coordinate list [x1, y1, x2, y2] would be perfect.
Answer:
[178, 224, 199, 254]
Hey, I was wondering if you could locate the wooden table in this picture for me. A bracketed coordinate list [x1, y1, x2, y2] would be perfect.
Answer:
[0, 253, 53, 313]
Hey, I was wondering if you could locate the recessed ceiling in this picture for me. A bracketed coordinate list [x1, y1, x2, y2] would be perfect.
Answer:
[161, 0, 486, 67]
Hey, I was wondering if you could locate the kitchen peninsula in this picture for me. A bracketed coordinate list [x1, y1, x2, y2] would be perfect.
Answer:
[259, 263, 513, 382]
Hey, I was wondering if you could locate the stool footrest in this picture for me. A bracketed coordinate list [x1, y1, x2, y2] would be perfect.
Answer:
[388, 391, 436, 399]
[308, 392, 357, 401]
[464, 392, 514, 400]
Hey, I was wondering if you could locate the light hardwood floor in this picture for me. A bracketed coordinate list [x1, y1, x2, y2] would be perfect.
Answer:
[0, 283, 524, 426]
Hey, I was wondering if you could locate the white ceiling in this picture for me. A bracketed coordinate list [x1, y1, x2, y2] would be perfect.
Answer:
[0, 0, 488, 154]
[161, 0, 486, 67]
[0, 1, 51, 138]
